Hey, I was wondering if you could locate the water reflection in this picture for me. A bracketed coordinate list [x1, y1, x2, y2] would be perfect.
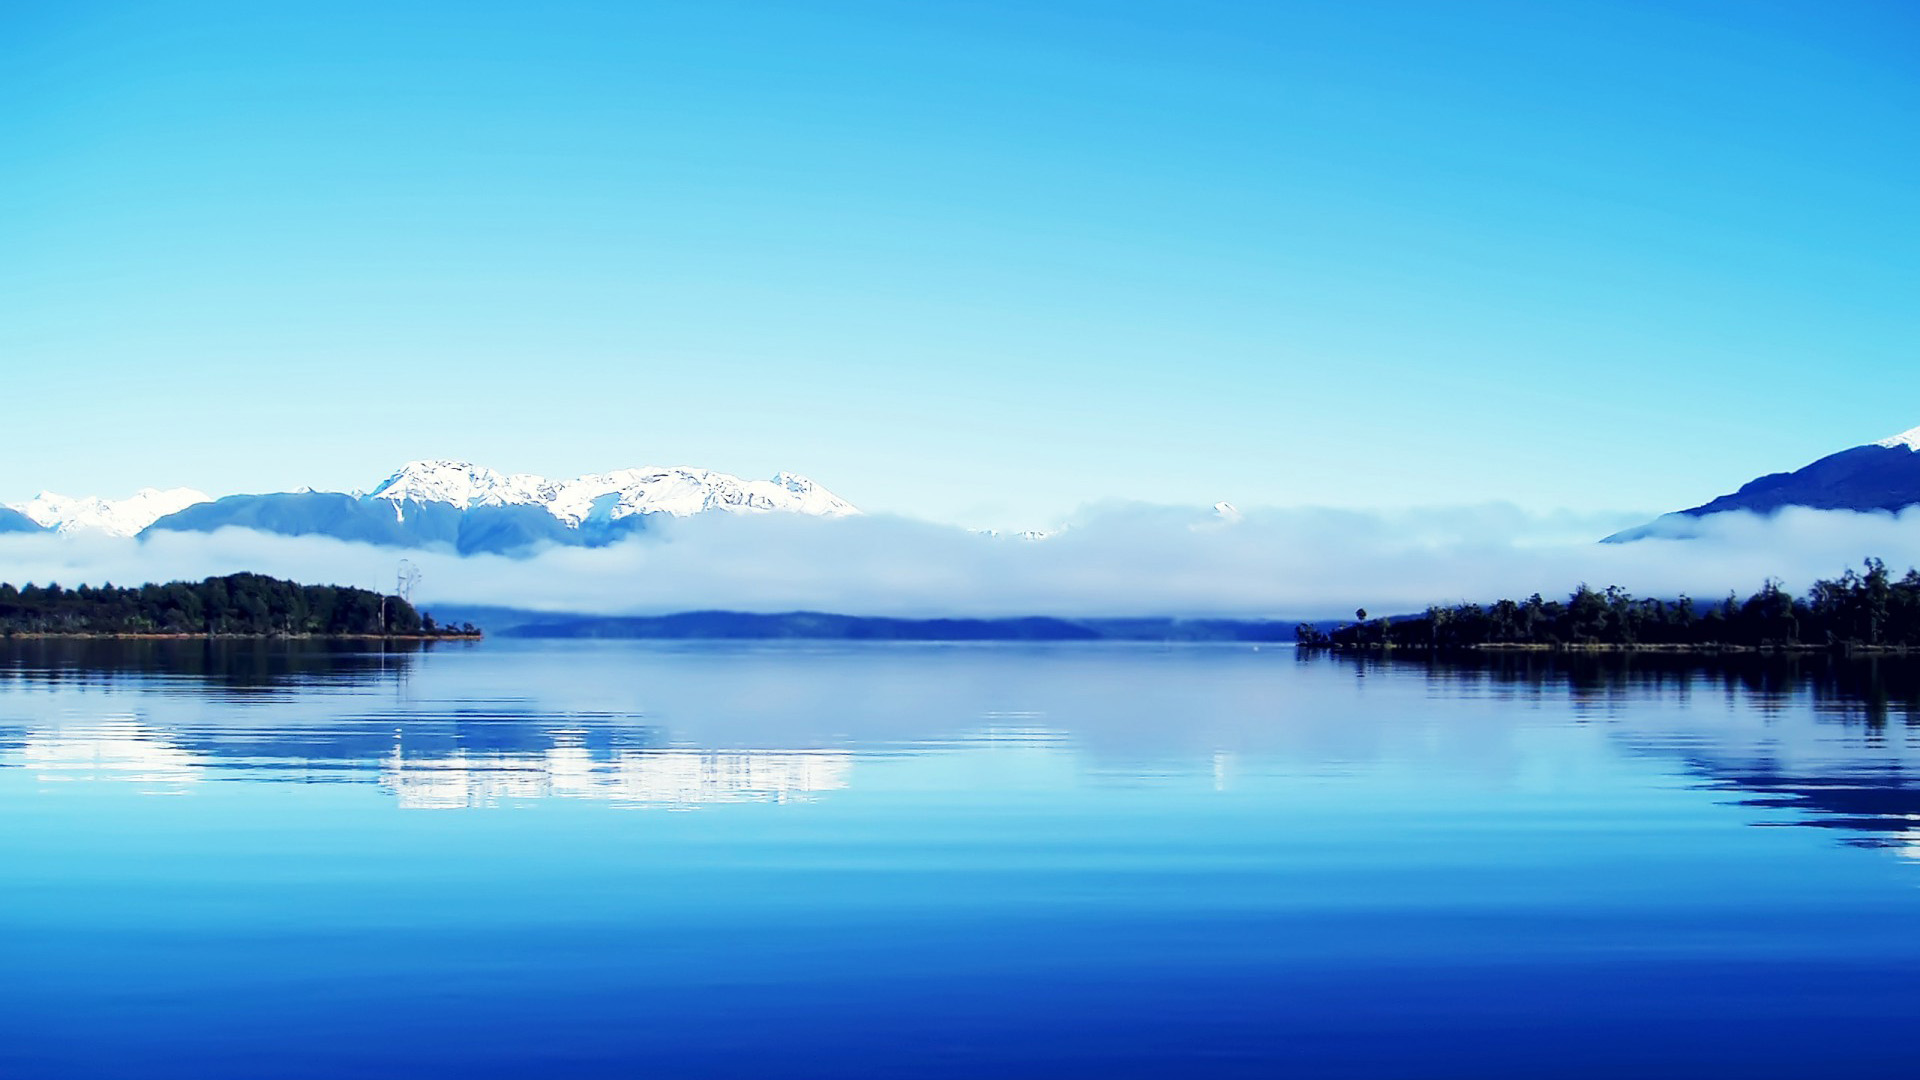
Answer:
[19, 642, 1920, 1078]
[1697, 759, 1920, 857]
[23, 718, 207, 789]
[0, 637, 856, 813]
[18, 639, 1920, 847]
[1329, 648, 1920, 726]
[0, 637, 445, 694]
[1329, 650, 1920, 855]
[380, 743, 850, 810]
[10, 716, 851, 810]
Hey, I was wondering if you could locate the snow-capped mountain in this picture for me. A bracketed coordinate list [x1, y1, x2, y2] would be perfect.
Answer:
[1877, 425, 1920, 452]
[7, 488, 211, 537]
[364, 460, 857, 523]
[126, 461, 857, 555]
[1606, 424, 1920, 541]
[0, 508, 43, 534]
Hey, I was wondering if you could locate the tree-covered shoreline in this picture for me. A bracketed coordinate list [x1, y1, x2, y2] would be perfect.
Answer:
[1299, 560, 1920, 653]
[0, 573, 480, 638]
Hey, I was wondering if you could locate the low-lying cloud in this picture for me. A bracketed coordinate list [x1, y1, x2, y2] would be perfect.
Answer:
[4, 504, 1920, 619]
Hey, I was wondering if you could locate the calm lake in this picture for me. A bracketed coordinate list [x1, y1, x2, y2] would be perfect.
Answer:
[6, 639, 1920, 1078]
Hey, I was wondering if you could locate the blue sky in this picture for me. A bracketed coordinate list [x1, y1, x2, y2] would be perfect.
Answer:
[4, 0, 1915, 529]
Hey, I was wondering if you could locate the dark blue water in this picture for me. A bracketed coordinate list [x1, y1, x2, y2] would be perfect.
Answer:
[6, 640, 1920, 1078]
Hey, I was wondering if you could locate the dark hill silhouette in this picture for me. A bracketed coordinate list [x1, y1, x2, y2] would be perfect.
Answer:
[1608, 438, 1920, 542]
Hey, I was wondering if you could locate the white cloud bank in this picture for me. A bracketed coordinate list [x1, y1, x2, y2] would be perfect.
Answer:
[3, 504, 1920, 619]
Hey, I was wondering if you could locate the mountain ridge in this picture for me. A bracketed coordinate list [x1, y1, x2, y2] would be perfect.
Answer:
[6, 460, 857, 555]
[1607, 426, 1920, 541]
[10, 487, 212, 537]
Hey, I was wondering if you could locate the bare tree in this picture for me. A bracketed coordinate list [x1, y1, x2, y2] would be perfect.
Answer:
[396, 559, 422, 606]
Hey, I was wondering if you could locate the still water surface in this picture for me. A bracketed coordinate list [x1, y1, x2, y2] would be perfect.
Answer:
[6, 640, 1920, 1078]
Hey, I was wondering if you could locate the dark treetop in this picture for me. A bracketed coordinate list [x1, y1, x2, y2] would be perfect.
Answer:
[1301, 559, 1920, 652]
[0, 573, 477, 637]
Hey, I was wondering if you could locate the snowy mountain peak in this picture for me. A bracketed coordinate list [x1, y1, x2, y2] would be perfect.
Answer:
[1875, 426, 1920, 451]
[368, 460, 537, 508]
[368, 460, 577, 522]
[8, 461, 856, 547]
[366, 461, 857, 523]
[10, 487, 212, 537]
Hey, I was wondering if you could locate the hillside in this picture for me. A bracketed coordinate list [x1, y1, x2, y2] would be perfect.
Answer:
[1607, 426, 1920, 541]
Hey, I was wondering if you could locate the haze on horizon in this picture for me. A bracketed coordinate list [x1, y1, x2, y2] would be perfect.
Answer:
[5, 1, 1916, 530]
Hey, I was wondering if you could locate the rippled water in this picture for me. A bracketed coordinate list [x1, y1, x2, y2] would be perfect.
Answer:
[7, 640, 1920, 1078]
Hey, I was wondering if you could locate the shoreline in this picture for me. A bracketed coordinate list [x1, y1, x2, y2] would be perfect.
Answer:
[0, 632, 484, 642]
[1307, 642, 1917, 656]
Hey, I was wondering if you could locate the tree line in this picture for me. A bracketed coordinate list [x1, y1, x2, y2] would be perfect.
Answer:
[0, 573, 479, 637]
[1299, 559, 1920, 651]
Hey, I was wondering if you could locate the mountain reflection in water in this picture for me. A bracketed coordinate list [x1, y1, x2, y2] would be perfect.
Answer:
[6, 640, 1920, 842]
[16, 719, 850, 810]
[16, 641, 1920, 1077]
[0, 641, 854, 810]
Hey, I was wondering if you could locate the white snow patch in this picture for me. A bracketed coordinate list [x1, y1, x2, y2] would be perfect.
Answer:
[9, 488, 212, 537]
[367, 460, 859, 523]
[1875, 426, 1920, 451]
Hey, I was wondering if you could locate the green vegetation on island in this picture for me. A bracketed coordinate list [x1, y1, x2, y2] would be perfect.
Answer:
[0, 573, 479, 638]
[1299, 559, 1920, 653]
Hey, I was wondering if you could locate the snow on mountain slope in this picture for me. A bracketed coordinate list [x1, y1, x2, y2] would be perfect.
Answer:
[8, 462, 855, 549]
[365, 461, 550, 514]
[10, 488, 212, 537]
[1875, 425, 1920, 452]
[367, 460, 858, 523]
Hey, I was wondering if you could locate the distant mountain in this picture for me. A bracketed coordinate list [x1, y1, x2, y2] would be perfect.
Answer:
[497, 611, 1301, 642]
[0, 508, 47, 534]
[4, 460, 856, 555]
[147, 489, 606, 554]
[361, 460, 855, 521]
[1606, 426, 1920, 541]
[8, 487, 211, 537]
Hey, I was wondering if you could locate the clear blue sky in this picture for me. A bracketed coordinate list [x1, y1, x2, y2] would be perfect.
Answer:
[4, 0, 1915, 528]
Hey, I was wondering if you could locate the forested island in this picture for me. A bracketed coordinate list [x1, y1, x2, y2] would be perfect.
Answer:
[1299, 559, 1920, 653]
[0, 573, 479, 638]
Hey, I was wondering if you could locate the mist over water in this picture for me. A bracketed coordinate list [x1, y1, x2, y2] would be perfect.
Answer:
[5, 504, 1920, 619]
